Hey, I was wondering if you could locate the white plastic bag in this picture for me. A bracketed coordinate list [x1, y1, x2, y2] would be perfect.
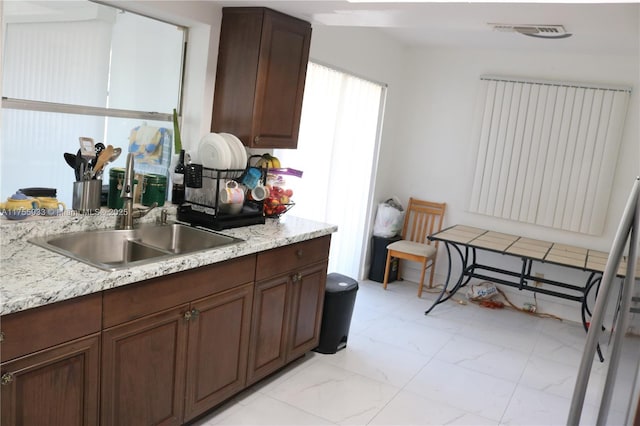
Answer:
[373, 197, 404, 237]
[466, 282, 498, 300]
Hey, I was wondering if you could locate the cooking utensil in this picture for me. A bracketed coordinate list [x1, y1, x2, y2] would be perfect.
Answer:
[79, 137, 95, 158]
[64, 153, 77, 170]
[91, 144, 114, 178]
[90, 143, 106, 169]
[74, 149, 85, 181]
[109, 147, 122, 163]
[95, 142, 105, 155]
[92, 146, 120, 180]
[75, 150, 90, 181]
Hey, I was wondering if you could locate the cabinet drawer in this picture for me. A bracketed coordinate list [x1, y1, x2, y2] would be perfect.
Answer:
[103, 255, 256, 328]
[256, 236, 330, 281]
[0, 293, 102, 362]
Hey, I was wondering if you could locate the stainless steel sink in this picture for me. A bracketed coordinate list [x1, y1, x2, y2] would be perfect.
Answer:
[30, 223, 243, 271]
[134, 224, 240, 254]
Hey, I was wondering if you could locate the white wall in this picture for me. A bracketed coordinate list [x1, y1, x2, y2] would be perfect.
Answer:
[391, 46, 639, 321]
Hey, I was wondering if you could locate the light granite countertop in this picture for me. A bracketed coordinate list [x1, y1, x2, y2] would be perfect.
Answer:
[0, 208, 337, 316]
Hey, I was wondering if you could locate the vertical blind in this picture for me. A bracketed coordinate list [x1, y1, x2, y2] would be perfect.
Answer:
[2, 20, 112, 206]
[469, 76, 631, 235]
[275, 62, 385, 278]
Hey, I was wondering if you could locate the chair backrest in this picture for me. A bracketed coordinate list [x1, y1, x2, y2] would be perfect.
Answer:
[401, 198, 446, 246]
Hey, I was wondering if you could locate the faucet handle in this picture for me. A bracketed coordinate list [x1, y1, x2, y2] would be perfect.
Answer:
[132, 202, 158, 219]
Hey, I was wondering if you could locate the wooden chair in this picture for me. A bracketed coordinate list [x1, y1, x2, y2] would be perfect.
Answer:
[383, 198, 446, 297]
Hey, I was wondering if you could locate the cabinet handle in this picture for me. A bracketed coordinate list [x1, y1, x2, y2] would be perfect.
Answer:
[296, 249, 303, 259]
[1, 373, 13, 386]
[292, 272, 302, 283]
[0, 331, 4, 343]
[184, 309, 200, 322]
[254, 136, 260, 144]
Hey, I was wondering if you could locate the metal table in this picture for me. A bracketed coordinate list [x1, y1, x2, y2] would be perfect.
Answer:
[426, 225, 639, 360]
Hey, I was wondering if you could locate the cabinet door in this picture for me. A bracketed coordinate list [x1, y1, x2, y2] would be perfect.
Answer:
[101, 305, 189, 426]
[287, 262, 327, 361]
[184, 283, 253, 422]
[246, 275, 290, 385]
[251, 10, 311, 149]
[0, 334, 100, 426]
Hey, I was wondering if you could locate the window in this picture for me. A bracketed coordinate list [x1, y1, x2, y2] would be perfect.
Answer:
[275, 62, 386, 278]
[2, 0, 185, 206]
[469, 76, 631, 235]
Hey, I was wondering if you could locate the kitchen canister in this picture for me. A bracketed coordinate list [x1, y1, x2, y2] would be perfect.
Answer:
[141, 173, 167, 207]
[108, 168, 139, 209]
[108, 168, 125, 209]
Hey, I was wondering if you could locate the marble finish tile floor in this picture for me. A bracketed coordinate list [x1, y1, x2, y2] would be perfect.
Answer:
[192, 279, 630, 426]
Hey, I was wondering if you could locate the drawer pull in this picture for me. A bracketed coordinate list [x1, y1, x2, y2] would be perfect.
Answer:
[1, 373, 13, 386]
[296, 249, 303, 259]
[183, 310, 193, 321]
[191, 308, 200, 319]
[292, 272, 302, 283]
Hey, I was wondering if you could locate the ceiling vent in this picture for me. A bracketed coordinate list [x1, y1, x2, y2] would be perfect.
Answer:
[489, 23, 572, 39]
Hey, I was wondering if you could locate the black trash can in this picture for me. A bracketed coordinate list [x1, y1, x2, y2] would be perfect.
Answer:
[368, 235, 401, 283]
[315, 273, 359, 354]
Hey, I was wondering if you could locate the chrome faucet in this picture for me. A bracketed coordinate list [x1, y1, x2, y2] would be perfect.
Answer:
[116, 153, 157, 230]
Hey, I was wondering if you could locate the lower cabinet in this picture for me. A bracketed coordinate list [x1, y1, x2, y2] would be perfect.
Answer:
[101, 283, 254, 426]
[1, 236, 331, 426]
[0, 334, 101, 426]
[246, 275, 290, 384]
[101, 305, 189, 426]
[184, 283, 253, 422]
[0, 293, 102, 426]
[286, 262, 327, 360]
[247, 261, 328, 385]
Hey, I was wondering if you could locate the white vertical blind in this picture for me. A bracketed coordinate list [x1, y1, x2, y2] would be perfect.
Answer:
[2, 20, 112, 204]
[276, 62, 384, 278]
[469, 76, 630, 235]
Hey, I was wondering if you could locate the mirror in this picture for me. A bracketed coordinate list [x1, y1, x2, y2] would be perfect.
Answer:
[2, 0, 185, 209]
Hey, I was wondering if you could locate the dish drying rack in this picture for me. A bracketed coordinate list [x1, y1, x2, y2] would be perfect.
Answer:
[177, 165, 266, 230]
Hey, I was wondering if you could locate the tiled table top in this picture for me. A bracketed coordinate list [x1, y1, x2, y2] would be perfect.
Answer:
[431, 225, 639, 278]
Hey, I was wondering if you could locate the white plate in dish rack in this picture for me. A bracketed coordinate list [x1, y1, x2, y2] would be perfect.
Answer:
[198, 133, 231, 169]
[219, 133, 247, 169]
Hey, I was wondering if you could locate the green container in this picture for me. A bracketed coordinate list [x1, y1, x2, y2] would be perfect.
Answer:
[108, 168, 140, 209]
[141, 173, 167, 207]
[108, 168, 125, 209]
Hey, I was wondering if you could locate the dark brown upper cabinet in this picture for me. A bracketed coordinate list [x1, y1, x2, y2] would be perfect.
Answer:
[211, 7, 312, 149]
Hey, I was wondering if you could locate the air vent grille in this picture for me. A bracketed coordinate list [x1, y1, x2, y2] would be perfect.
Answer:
[489, 23, 570, 38]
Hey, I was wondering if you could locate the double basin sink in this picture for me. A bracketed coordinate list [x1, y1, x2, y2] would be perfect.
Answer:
[30, 223, 243, 271]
